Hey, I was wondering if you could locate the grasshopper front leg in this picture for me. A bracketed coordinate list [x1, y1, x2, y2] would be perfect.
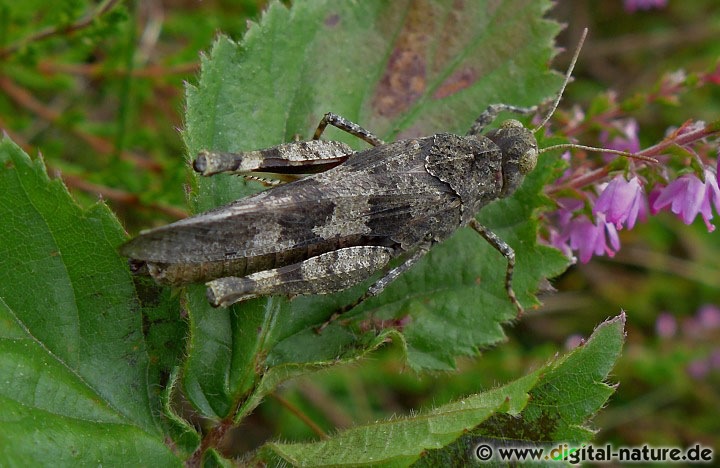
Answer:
[466, 103, 538, 136]
[469, 219, 523, 316]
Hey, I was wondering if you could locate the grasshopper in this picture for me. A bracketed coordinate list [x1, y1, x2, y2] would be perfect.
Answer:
[121, 29, 643, 313]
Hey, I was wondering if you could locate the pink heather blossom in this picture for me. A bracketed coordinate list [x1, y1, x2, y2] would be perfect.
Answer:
[675, 120, 707, 136]
[600, 118, 640, 162]
[556, 151, 573, 183]
[624, 0, 668, 13]
[553, 198, 584, 230]
[696, 304, 720, 330]
[647, 186, 664, 215]
[653, 163, 720, 231]
[654, 174, 704, 224]
[547, 228, 574, 261]
[707, 63, 720, 86]
[565, 334, 585, 350]
[544, 198, 584, 261]
[687, 358, 710, 380]
[594, 176, 646, 229]
[699, 166, 720, 230]
[545, 200, 625, 263]
[568, 213, 620, 263]
[655, 312, 677, 339]
[711, 349, 720, 370]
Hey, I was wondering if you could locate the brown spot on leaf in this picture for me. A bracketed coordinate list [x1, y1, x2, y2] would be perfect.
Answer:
[324, 13, 340, 27]
[394, 125, 427, 141]
[433, 67, 479, 99]
[357, 314, 413, 334]
[372, 0, 435, 117]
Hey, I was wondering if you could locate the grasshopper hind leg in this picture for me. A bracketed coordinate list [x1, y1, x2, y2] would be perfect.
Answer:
[206, 246, 395, 308]
[317, 246, 429, 332]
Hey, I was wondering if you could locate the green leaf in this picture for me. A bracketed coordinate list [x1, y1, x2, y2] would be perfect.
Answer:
[0, 138, 185, 464]
[255, 313, 626, 466]
[181, 0, 569, 419]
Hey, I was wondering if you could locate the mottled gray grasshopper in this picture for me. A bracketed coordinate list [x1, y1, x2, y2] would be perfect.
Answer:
[121, 30, 641, 313]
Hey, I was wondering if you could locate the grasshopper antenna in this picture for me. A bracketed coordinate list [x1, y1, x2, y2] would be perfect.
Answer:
[539, 143, 658, 163]
[534, 28, 658, 164]
[533, 28, 587, 133]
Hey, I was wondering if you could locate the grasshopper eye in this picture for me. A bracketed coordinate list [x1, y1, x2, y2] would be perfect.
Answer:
[519, 147, 538, 174]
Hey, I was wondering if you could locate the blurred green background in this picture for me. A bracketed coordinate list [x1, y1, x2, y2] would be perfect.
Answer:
[1, 0, 717, 455]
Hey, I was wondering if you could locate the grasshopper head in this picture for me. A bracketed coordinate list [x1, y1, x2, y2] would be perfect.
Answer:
[485, 119, 538, 196]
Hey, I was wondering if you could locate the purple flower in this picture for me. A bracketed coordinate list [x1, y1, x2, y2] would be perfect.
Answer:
[653, 163, 720, 231]
[556, 151, 573, 183]
[600, 119, 641, 161]
[594, 176, 646, 229]
[624, 0, 668, 13]
[655, 312, 677, 339]
[569, 212, 620, 263]
[655, 174, 704, 224]
[711, 349, 720, 370]
[565, 334, 585, 350]
[699, 166, 720, 230]
[648, 186, 664, 215]
[543, 198, 585, 262]
[697, 304, 720, 330]
[687, 358, 710, 381]
[545, 227, 575, 262]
